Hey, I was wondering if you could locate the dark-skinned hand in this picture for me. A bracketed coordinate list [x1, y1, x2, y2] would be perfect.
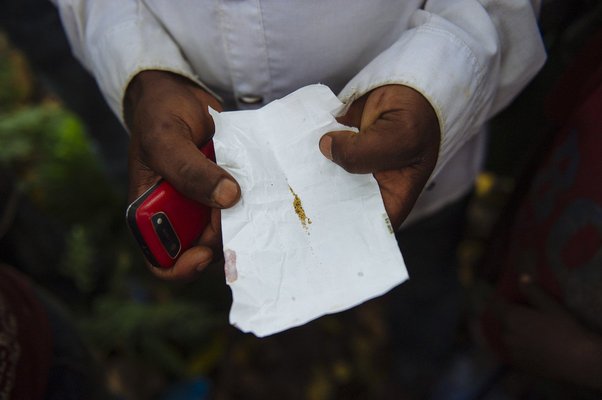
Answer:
[124, 70, 240, 280]
[319, 84, 440, 229]
[497, 274, 602, 390]
[125, 81, 438, 278]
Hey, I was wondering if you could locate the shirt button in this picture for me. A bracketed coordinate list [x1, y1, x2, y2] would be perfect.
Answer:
[238, 94, 264, 105]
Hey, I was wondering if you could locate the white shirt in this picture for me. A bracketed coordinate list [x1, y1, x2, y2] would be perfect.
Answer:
[51, 0, 546, 224]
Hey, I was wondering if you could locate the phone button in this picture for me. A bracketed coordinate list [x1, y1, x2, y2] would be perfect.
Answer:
[151, 212, 181, 259]
[238, 94, 263, 105]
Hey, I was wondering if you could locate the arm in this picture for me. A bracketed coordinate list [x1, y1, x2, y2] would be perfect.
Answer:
[321, 0, 546, 227]
[51, 0, 240, 279]
[50, 0, 218, 120]
[340, 0, 546, 178]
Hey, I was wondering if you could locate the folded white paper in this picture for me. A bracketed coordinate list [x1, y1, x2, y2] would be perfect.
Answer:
[211, 84, 408, 337]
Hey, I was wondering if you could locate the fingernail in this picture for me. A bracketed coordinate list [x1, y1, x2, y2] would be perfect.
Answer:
[212, 178, 238, 207]
[519, 273, 532, 285]
[319, 135, 333, 160]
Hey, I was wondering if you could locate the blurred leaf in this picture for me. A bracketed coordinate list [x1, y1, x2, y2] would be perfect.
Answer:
[0, 34, 225, 392]
[186, 334, 227, 376]
[59, 224, 96, 293]
[0, 104, 118, 223]
[0, 34, 34, 109]
[80, 298, 220, 376]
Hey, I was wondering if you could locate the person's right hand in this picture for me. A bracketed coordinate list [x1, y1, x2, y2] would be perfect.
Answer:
[124, 70, 240, 280]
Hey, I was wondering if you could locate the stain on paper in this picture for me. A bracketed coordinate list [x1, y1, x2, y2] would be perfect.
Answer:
[224, 249, 238, 283]
[289, 185, 312, 231]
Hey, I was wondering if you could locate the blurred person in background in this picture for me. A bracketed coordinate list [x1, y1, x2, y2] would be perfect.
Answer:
[480, 17, 602, 399]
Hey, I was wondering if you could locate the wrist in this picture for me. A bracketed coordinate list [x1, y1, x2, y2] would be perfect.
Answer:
[126, 70, 179, 102]
[123, 70, 162, 128]
[124, 70, 220, 130]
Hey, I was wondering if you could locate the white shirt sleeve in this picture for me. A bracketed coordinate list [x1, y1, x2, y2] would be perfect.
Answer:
[338, 0, 546, 180]
[50, 0, 216, 123]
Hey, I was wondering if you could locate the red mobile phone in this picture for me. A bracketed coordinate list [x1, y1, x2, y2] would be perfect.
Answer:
[126, 142, 215, 268]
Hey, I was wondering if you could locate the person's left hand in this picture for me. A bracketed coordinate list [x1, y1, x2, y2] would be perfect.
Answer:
[497, 275, 602, 389]
[319, 84, 440, 229]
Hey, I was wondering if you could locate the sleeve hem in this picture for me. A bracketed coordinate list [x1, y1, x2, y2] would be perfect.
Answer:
[86, 17, 221, 126]
[337, 18, 496, 179]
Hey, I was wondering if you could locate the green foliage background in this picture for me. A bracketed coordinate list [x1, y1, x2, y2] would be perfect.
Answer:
[0, 34, 227, 398]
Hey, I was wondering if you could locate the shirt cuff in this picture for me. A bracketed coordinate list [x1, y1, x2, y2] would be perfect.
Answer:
[86, 18, 220, 125]
[337, 10, 498, 180]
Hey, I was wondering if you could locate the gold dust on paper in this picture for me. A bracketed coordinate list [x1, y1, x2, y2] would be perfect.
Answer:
[289, 185, 312, 231]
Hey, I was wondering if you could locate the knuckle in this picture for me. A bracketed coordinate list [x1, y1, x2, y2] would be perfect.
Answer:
[337, 156, 361, 173]
[333, 142, 363, 173]
[174, 161, 216, 203]
[174, 162, 203, 196]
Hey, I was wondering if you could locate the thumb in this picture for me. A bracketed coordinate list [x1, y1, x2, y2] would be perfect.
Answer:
[319, 115, 414, 174]
[131, 128, 240, 209]
[319, 129, 361, 170]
